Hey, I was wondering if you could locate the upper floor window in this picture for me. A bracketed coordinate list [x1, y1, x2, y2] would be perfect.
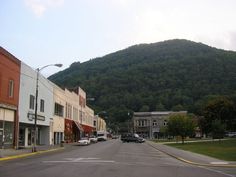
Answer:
[163, 120, 168, 126]
[40, 99, 45, 112]
[73, 107, 78, 120]
[66, 103, 72, 119]
[8, 80, 14, 98]
[153, 120, 158, 126]
[29, 95, 35, 110]
[54, 103, 64, 117]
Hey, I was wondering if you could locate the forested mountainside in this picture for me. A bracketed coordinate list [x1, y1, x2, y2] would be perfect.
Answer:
[49, 39, 236, 123]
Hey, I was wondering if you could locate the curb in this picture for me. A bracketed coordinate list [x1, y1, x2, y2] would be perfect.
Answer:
[0, 147, 65, 162]
[147, 142, 236, 168]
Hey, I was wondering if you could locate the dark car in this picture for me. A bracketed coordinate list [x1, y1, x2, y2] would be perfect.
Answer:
[121, 133, 145, 143]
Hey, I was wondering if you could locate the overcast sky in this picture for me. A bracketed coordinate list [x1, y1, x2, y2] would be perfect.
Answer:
[1, 0, 236, 76]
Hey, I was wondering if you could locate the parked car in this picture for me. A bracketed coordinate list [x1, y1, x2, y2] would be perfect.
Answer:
[89, 136, 98, 143]
[97, 131, 108, 141]
[121, 133, 145, 143]
[78, 137, 90, 146]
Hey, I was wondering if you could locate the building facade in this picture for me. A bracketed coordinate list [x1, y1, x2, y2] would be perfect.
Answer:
[0, 47, 21, 149]
[94, 115, 107, 132]
[18, 62, 54, 147]
[1, 47, 96, 148]
[52, 84, 66, 145]
[133, 111, 187, 139]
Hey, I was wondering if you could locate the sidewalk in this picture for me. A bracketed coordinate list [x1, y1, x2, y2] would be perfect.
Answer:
[0, 144, 68, 160]
[147, 140, 236, 167]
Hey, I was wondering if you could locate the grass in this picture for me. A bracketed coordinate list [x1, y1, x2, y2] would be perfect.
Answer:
[167, 138, 236, 161]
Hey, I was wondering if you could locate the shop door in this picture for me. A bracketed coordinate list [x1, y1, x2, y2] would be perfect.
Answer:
[0, 130, 3, 148]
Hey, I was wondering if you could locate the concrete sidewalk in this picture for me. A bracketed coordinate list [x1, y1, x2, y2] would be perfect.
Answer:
[0, 144, 70, 160]
[147, 140, 236, 167]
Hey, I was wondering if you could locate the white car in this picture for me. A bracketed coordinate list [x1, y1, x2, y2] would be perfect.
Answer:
[89, 136, 98, 143]
[78, 137, 90, 146]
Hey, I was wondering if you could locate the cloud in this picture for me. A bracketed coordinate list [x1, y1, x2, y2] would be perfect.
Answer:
[24, 0, 64, 17]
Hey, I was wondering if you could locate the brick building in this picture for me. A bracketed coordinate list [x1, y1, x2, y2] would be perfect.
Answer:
[0, 47, 21, 149]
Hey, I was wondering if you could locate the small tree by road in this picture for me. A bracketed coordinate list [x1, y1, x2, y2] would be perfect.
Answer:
[167, 114, 195, 144]
[211, 120, 226, 139]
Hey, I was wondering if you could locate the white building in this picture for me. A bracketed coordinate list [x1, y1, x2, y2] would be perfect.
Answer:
[18, 63, 54, 147]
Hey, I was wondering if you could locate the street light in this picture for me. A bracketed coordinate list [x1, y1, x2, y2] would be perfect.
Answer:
[32, 63, 62, 152]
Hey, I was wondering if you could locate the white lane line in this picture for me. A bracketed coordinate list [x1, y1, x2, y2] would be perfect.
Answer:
[43, 160, 115, 163]
[210, 162, 229, 165]
[64, 158, 100, 161]
[43, 157, 115, 163]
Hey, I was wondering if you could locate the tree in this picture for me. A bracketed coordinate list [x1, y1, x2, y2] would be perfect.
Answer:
[198, 116, 211, 137]
[211, 120, 226, 139]
[203, 96, 235, 131]
[167, 114, 195, 144]
[139, 105, 150, 112]
[155, 103, 166, 111]
[171, 104, 184, 111]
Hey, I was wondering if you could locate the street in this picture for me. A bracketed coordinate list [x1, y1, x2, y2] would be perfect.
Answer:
[0, 139, 234, 177]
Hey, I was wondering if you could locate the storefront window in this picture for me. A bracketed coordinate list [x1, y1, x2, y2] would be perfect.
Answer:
[0, 121, 3, 128]
[4, 121, 13, 145]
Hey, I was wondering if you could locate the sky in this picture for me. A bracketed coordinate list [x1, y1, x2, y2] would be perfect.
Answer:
[1, 0, 236, 76]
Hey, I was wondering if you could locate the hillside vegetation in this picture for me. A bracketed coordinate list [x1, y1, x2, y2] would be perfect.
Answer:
[49, 39, 236, 123]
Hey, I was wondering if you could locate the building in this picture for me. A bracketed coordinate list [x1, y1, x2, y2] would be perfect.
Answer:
[18, 62, 54, 147]
[69, 87, 95, 137]
[1, 47, 96, 147]
[94, 115, 107, 132]
[133, 111, 187, 139]
[52, 83, 66, 145]
[83, 106, 95, 136]
[62, 88, 82, 143]
[0, 47, 21, 149]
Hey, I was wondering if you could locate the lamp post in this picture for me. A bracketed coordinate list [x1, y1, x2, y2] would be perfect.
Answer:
[32, 63, 62, 152]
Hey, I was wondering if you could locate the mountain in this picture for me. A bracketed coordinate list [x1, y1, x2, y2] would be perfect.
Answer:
[49, 39, 236, 123]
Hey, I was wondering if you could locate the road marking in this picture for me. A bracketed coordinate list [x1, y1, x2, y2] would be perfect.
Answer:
[64, 157, 99, 161]
[43, 157, 115, 163]
[200, 166, 235, 177]
[43, 160, 115, 163]
[210, 162, 229, 165]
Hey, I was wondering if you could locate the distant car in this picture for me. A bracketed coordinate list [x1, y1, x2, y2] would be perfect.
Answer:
[225, 132, 236, 137]
[121, 133, 145, 143]
[112, 135, 119, 139]
[97, 131, 108, 141]
[78, 137, 90, 145]
[89, 136, 98, 143]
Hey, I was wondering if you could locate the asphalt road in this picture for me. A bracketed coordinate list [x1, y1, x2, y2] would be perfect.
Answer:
[0, 140, 234, 177]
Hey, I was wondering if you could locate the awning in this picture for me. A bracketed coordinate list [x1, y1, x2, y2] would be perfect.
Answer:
[73, 121, 84, 132]
[81, 124, 95, 133]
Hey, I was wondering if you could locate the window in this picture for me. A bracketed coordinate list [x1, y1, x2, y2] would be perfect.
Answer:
[40, 99, 45, 112]
[163, 120, 168, 126]
[73, 107, 78, 120]
[29, 95, 35, 110]
[66, 103, 72, 119]
[138, 120, 146, 127]
[54, 103, 64, 117]
[8, 80, 14, 98]
[153, 120, 158, 126]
